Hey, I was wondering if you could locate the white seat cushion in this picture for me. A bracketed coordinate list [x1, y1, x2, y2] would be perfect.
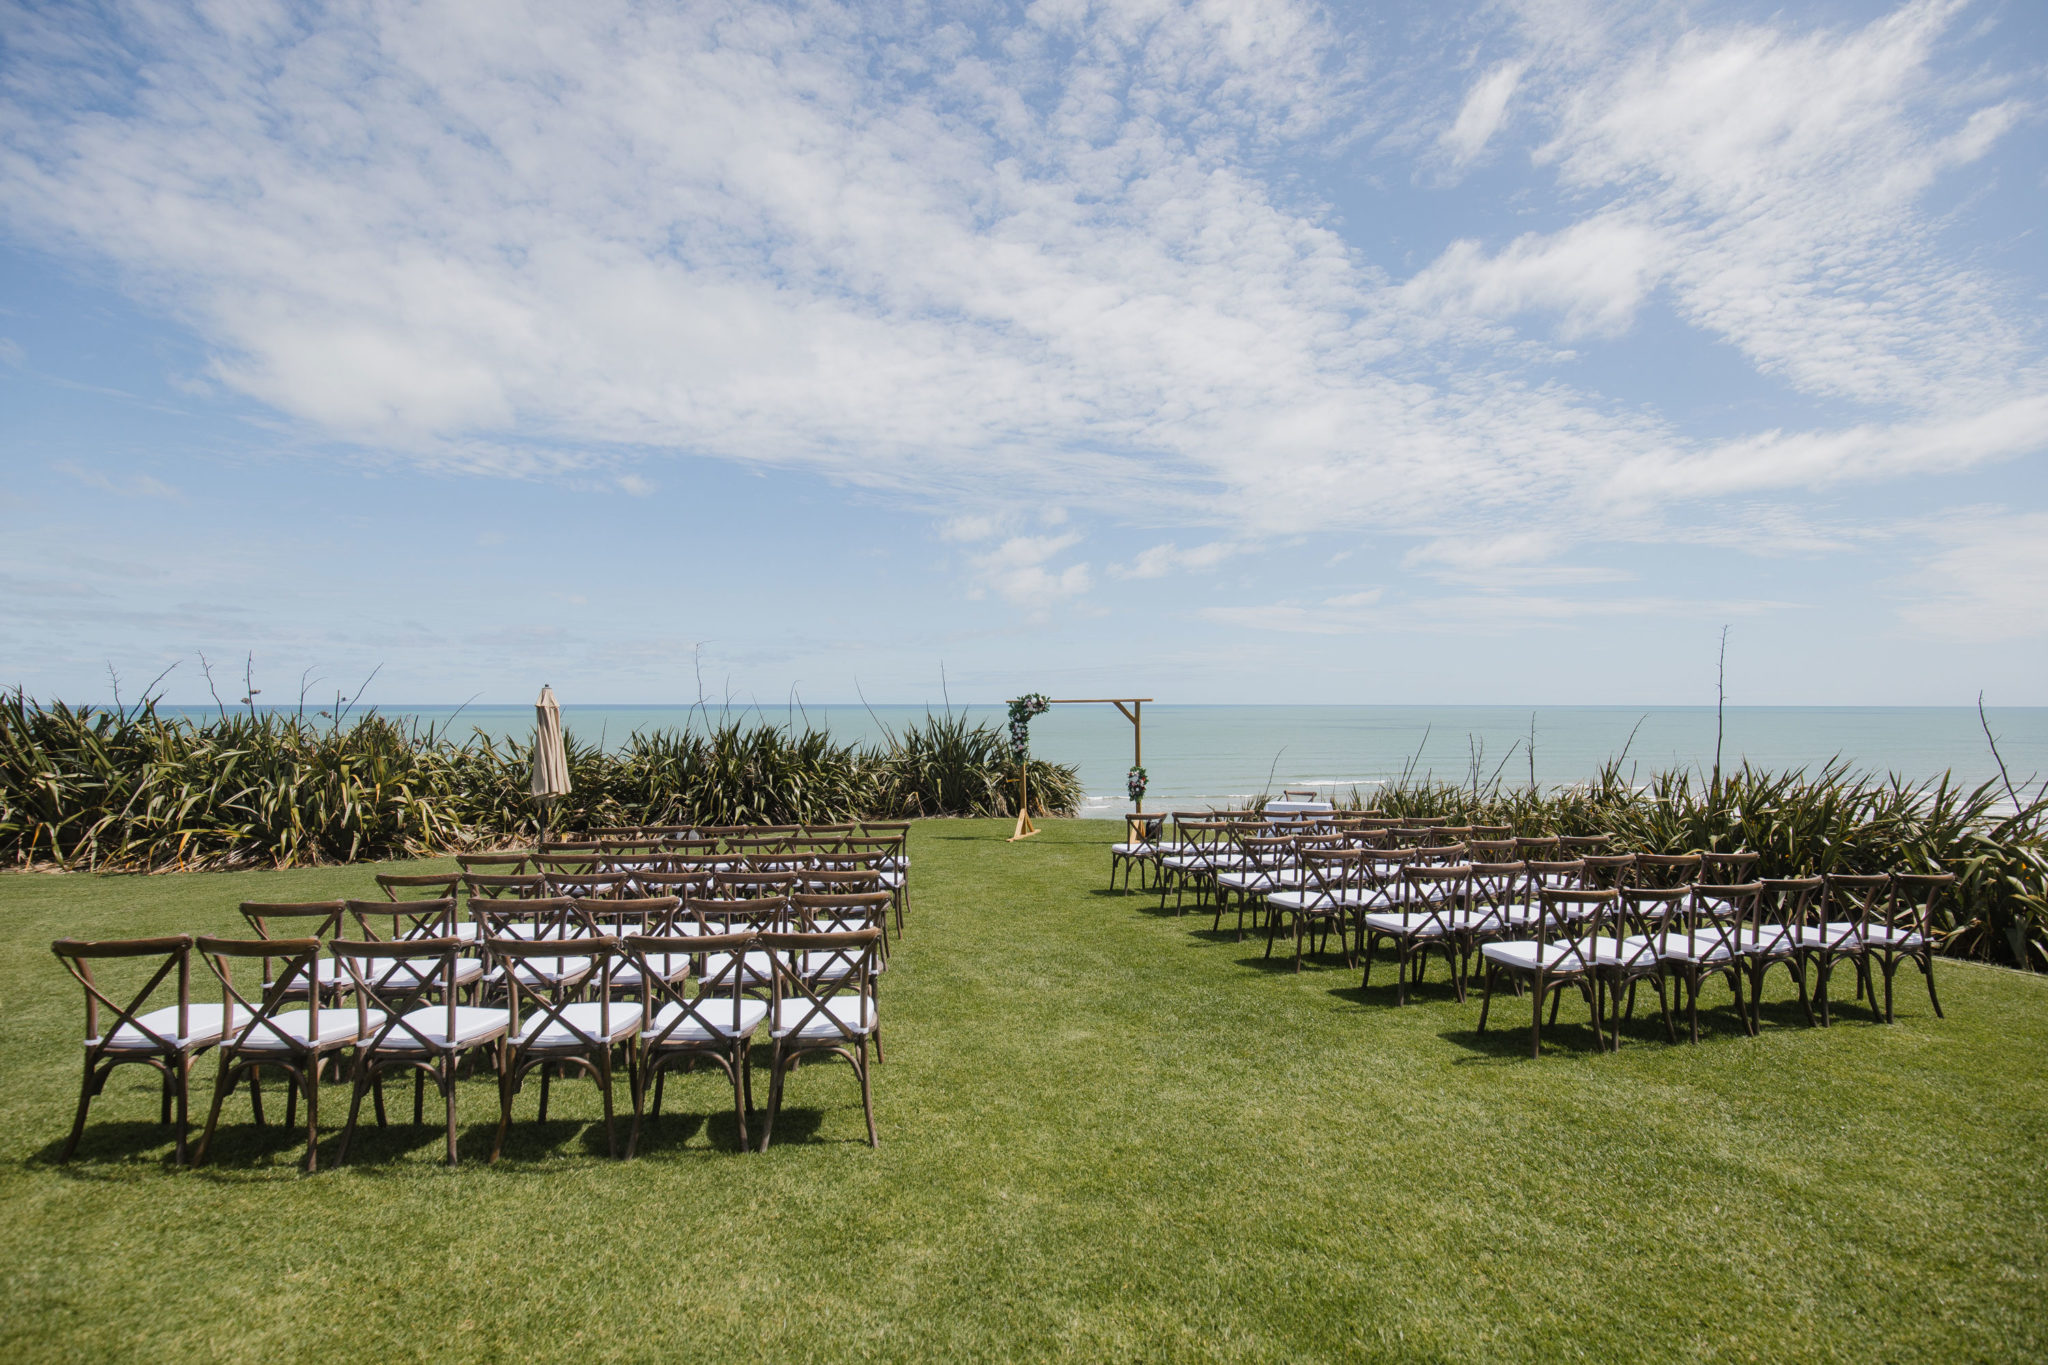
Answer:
[1362, 912, 1452, 937]
[337, 957, 485, 991]
[487, 955, 595, 987]
[608, 954, 691, 987]
[236, 1008, 387, 1051]
[1788, 924, 1866, 950]
[1579, 937, 1661, 969]
[1480, 939, 1595, 972]
[646, 998, 768, 1041]
[701, 950, 776, 985]
[1631, 931, 1738, 964]
[93, 1003, 251, 1052]
[771, 996, 877, 1041]
[373, 1006, 510, 1051]
[1861, 924, 1926, 948]
[515, 1001, 643, 1048]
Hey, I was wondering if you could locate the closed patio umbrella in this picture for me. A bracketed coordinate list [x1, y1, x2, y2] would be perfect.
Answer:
[532, 685, 571, 841]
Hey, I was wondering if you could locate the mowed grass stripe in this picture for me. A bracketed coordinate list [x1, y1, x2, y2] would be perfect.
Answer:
[0, 818, 2042, 1362]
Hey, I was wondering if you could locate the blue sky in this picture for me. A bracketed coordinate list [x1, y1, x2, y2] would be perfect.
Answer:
[3, 0, 2046, 708]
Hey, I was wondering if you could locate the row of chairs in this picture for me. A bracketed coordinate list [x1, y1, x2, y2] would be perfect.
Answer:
[52, 828, 915, 1167]
[1122, 818, 1952, 1055]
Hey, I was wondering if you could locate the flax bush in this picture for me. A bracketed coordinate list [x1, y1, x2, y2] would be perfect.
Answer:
[0, 692, 1081, 872]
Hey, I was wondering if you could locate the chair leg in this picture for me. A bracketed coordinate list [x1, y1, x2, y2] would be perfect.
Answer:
[858, 1038, 878, 1148]
[195, 1057, 235, 1167]
[731, 1048, 751, 1152]
[491, 1056, 515, 1164]
[248, 1066, 265, 1129]
[1477, 965, 1497, 1032]
[626, 1052, 648, 1159]
[62, 1055, 100, 1163]
[173, 1055, 192, 1166]
[443, 1056, 460, 1167]
[1530, 977, 1545, 1058]
[1922, 952, 1944, 1018]
[336, 1062, 368, 1166]
[538, 1068, 551, 1123]
[758, 1045, 788, 1153]
[303, 1064, 321, 1173]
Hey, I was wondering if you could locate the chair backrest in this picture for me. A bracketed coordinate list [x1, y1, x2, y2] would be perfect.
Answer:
[629, 929, 758, 1043]
[1889, 871, 1955, 942]
[464, 872, 547, 901]
[1407, 816, 1449, 828]
[1822, 873, 1892, 948]
[1557, 834, 1611, 856]
[1471, 825, 1514, 840]
[1413, 841, 1468, 867]
[790, 891, 892, 935]
[1686, 882, 1761, 959]
[1633, 853, 1703, 889]
[1467, 839, 1517, 862]
[1469, 861, 1529, 919]
[710, 868, 798, 902]
[1239, 833, 1298, 871]
[1699, 851, 1761, 885]
[1580, 853, 1636, 889]
[1758, 877, 1824, 937]
[196, 935, 349, 1054]
[457, 852, 534, 874]
[1524, 859, 1587, 894]
[763, 929, 881, 1040]
[689, 893, 784, 935]
[332, 936, 471, 1053]
[804, 868, 887, 895]
[51, 935, 196, 1052]
[1433, 825, 1475, 847]
[473, 896, 587, 942]
[1514, 835, 1561, 862]
[238, 901, 347, 991]
[1618, 886, 1689, 947]
[1298, 847, 1364, 901]
[1399, 863, 1472, 935]
[491, 935, 622, 1045]
[1533, 887, 1617, 958]
[576, 895, 683, 938]
[345, 897, 458, 942]
[376, 872, 461, 901]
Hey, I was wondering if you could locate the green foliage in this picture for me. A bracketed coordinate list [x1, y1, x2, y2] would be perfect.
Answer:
[0, 692, 1082, 871]
[1347, 756, 2048, 969]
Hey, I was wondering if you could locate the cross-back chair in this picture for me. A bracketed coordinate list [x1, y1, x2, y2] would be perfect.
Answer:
[332, 934, 509, 1166]
[52, 934, 232, 1165]
[1477, 886, 1619, 1057]
[193, 935, 375, 1170]
[490, 935, 639, 1160]
[756, 929, 883, 1151]
[628, 929, 765, 1153]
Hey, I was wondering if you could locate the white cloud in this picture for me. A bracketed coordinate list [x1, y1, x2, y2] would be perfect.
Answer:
[1898, 511, 2048, 643]
[0, 0, 2038, 584]
[1402, 214, 1665, 339]
[1111, 540, 1243, 579]
[965, 532, 1091, 605]
[1440, 61, 1525, 166]
[54, 461, 185, 501]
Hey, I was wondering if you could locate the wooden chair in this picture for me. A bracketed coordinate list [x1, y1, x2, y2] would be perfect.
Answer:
[1362, 864, 1472, 1004]
[1649, 884, 1757, 1042]
[1875, 872, 1953, 1022]
[1596, 887, 1687, 1046]
[628, 929, 766, 1153]
[1633, 852, 1703, 889]
[193, 936, 376, 1170]
[757, 929, 883, 1151]
[51, 934, 236, 1165]
[1477, 887, 1619, 1057]
[490, 936, 640, 1160]
[1557, 834, 1611, 856]
[238, 901, 350, 1002]
[1699, 851, 1761, 885]
[334, 937, 510, 1166]
[457, 852, 534, 875]
[1265, 846, 1365, 970]
[1110, 814, 1163, 892]
[1213, 833, 1301, 938]
[1740, 877, 1822, 1028]
[1807, 873, 1889, 1025]
[695, 895, 786, 992]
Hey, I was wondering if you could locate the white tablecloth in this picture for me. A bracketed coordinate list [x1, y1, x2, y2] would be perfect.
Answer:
[1263, 800, 1334, 815]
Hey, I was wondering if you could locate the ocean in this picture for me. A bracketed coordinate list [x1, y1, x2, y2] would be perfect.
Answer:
[168, 703, 2048, 816]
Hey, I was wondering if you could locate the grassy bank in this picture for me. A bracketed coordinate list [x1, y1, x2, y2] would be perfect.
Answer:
[3, 820, 2044, 1361]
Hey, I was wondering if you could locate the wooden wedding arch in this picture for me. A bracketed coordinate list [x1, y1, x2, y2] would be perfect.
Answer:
[1008, 697, 1152, 842]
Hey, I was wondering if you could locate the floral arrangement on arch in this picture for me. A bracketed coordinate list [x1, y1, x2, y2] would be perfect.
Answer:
[1127, 765, 1148, 803]
[1007, 693, 1051, 761]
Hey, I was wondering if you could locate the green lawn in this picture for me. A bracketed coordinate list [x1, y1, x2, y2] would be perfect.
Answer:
[3, 819, 2044, 1362]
